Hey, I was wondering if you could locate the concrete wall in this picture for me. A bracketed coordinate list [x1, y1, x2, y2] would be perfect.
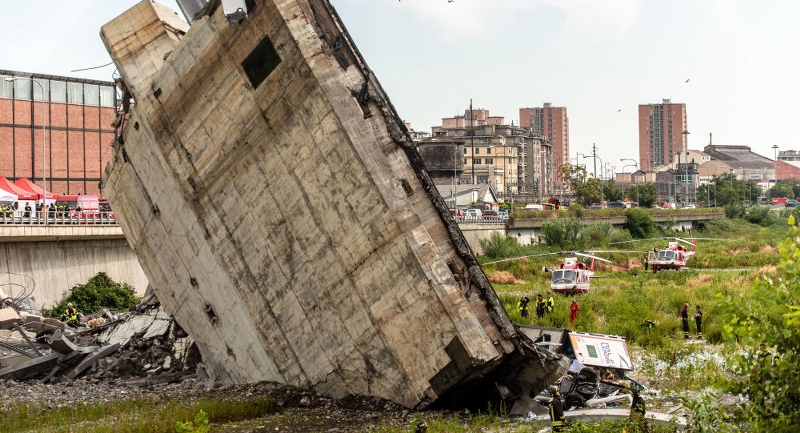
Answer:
[0, 238, 148, 308]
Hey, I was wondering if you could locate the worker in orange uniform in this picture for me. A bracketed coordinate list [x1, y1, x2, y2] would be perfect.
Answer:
[569, 299, 580, 324]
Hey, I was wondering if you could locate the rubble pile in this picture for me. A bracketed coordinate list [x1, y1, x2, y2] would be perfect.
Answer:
[0, 296, 203, 388]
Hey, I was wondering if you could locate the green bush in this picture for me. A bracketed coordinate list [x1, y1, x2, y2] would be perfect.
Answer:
[567, 203, 585, 219]
[43, 272, 141, 318]
[540, 218, 583, 249]
[623, 208, 657, 239]
[744, 205, 772, 226]
[479, 231, 518, 259]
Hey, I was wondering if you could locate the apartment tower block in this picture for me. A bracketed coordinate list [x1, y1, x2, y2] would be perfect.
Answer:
[638, 99, 687, 171]
[519, 103, 568, 190]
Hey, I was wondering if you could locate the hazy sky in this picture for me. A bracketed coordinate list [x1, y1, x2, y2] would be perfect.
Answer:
[2, 0, 797, 175]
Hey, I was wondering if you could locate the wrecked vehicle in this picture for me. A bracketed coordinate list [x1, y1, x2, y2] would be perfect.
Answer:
[98, 0, 567, 410]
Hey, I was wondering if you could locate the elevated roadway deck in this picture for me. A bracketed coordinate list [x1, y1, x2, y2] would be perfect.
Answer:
[0, 224, 148, 308]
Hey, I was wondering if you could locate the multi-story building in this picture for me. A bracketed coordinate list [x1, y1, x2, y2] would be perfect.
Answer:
[0, 70, 117, 197]
[519, 103, 568, 189]
[432, 109, 550, 202]
[638, 99, 687, 171]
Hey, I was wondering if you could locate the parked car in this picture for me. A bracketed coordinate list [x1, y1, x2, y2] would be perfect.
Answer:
[482, 209, 498, 217]
[449, 208, 463, 217]
[787, 199, 799, 207]
[464, 209, 482, 219]
[588, 203, 605, 210]
[608, 201, 626, 209]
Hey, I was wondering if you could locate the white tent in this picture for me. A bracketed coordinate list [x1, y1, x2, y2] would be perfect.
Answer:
[0, 186, 18, 203]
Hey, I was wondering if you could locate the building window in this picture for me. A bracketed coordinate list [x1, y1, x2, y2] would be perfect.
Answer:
[50, 81, 67, 103]
[99, 85, 115, 107]
[13, 78, 31, 100]
[84, 84, 100, 106]
[472, 158, 481, 165]
[68, 82, 83, 104]
[485, 158, 493, 165]
[475, 148, 480, 154]
[33, 79, 49, 101]
[486, 147, 492, 154]
[0, 77, 12, 99]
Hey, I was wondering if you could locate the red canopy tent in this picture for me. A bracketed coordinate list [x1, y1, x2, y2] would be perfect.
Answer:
[13, 178, 58, 203]
[0, 177, 38, 201]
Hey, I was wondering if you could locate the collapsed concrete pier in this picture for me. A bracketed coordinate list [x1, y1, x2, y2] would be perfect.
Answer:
[100, 0, 566, 409]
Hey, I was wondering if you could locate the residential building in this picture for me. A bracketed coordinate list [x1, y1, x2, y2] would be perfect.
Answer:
[0, 70, 116, 196]
[519, 103, 568, 190]
[638, 99, 687, 171]
[431, 109, 550, 203]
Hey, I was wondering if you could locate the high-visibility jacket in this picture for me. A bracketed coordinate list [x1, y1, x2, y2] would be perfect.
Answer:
[549, 398, 566, 428]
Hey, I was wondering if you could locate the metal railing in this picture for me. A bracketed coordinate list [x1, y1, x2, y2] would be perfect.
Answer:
[0, 211, 118, 225]
[453, 216, 508, 224]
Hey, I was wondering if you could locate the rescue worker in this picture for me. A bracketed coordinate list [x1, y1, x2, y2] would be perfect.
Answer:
[569, 299, 580, 324]
[518, 296, 530, 318]
[536, 294, 546, 318]
[546, 292, 555, 314]
[415, 420, 427, 433]
[694, 305, 703, 339]
[61, 302, 79, 326]
[680, 303, 690, 339]
[549, 389, 567, 431]
[630, 388, 647, 431]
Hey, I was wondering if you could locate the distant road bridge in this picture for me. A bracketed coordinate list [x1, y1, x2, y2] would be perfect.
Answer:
[458, 210, 723, 254]
[0, 222, 148, 309]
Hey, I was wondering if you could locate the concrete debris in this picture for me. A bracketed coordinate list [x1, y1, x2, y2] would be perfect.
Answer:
[0, 302, 201, 386]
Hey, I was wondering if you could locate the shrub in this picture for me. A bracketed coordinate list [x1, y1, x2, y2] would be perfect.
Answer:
[567, 204, 585, 219]
[479, 231, 518, 259]
[623, 208, 657, 239]
[540, 218, 583, 249]
[744, 205, 772, 226]
[43, 272, 141, 318]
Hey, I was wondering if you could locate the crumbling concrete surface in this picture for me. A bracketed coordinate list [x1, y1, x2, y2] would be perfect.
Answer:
[0, 302, 202, 386]
[99, 0, 566, 410]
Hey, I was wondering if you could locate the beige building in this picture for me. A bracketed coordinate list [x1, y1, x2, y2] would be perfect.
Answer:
[432, 110, 550, 202]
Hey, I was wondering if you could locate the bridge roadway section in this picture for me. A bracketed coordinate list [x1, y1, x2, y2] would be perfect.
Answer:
[458, 210, 723, 254]
[1, 210, 721, 308]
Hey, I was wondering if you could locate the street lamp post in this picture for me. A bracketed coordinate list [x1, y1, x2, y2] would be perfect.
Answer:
[583, 154, 604, 204]
[620, 158, 639, 205]
[772, 145, 779, 193]
[5, 77, 47, 225]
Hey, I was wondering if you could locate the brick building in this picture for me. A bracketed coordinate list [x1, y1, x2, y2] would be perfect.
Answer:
[0, 70, 116, 197]
[638, 99, 687, 171]
[519, 103, 568, 189]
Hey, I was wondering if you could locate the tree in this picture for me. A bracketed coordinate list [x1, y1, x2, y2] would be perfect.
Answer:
[624, 183, 657, 208]
[770, 178, 800, 199]
[560, 164, 592, 206]
[723, 216, 800, 431]
[603, 179, 624, 202]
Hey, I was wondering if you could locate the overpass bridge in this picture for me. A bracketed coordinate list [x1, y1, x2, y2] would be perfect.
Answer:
[457, 209, 724, 254]
[0, 221, 148, 309]
[1, 210, 722, 307]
